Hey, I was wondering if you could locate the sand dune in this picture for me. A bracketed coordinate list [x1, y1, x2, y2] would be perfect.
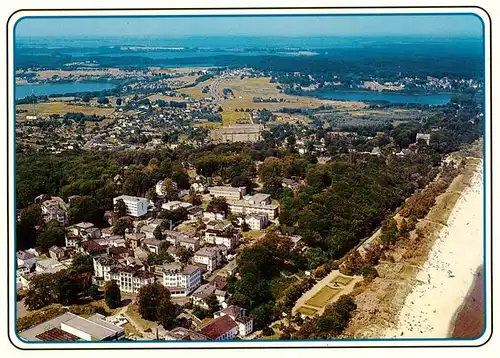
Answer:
[384, 162, 483, 338]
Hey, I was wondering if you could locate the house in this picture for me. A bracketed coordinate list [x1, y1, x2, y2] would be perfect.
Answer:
[48, 246, 73, 261]
[93, 256, 154, 293]
[205, 221, 239, 250]
[162, 263, 202, 297]
[18, 312, 124, 342]
[65, 232, 80, 248]
[245, 214, 268, 230]
[208, 186, 246, 201]
[203, 209, 226, 221]
[193, 246, 222, 272]
[139, 224, 157, 239]
[190, 182, 207, 194]
[142, 237, 163, 254]
[198, 315, 238, 340]
[41, 197, 68, 226]
[228, 194, 279, 220]
[282, 178, 301, 190]
[16, 250, 37, 268]
[191, 283, 227, 309]
[81, 240, 107, 256]
[156, 180, 178, 196]
[126, 232, 146, 249]
[70, 222, 95, 237]
[187, 206, 203, 220]
[35, 258, 67, 273]
[161, 201, 193, 211]
[416, 133, 431, 145]
[113, 195, 149, 218]
[104, 211, 120, 226]
[134, 247, 150, 261]
[210, 275, 228, 291]
[164, 231, 200, 251]
[214, 305, 254, 337]
[164, 327, 210, 341]
[16, 264, 31, 285]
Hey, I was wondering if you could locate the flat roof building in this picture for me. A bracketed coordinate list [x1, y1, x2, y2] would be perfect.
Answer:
[113, 195, 149, 218]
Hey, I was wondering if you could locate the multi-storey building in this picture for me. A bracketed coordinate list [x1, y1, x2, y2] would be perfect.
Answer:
[113, 195, 149, 218]
[162, 263, 202, 297]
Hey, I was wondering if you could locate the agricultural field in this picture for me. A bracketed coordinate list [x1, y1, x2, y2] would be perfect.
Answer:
[331, 275, 354, 286]
[146, 93, 190, 102]
[148, 66, 210, 75]
[177, 78, 215, 98]
[216, 77, 367, 111]
[17, 102, 115, 118]
[221, 111, 252, 125]
[273, 112, 311, 125]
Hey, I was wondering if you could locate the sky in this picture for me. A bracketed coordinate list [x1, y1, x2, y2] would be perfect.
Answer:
[15, 14, 483, 38]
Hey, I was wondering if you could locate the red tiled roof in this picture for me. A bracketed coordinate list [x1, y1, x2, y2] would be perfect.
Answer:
[199, 315, 237, 340]
[210, 276, 228, 291]
[35, 328, 80, 341]
[82, 240, 106, 253]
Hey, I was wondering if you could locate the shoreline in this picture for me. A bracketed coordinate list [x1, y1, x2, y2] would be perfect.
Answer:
[449, 265, 485, 338]
[383, 161, 483, 339]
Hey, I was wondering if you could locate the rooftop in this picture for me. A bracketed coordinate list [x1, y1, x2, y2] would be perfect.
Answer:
[199, 315, 238, 339]
[208, 186, 245, 193]
[114, 195, 148, 202]
[164, 327, 210, 341]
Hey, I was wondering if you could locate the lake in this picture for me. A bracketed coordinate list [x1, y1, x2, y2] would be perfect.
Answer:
[16, 82, 116, 100]
[309, 90, 452, 105]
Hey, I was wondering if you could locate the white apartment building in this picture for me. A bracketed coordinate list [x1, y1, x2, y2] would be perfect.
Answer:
[93, 256, 154, 293]
[162, 263, 202, 297]
[161, 201, 193, 211]
[208, 186, 246, 201]
[113, 195, 149, 218]
[228, 193, 279, 220]
[245, 214, 269, 230]
[193, 246, 222, 272]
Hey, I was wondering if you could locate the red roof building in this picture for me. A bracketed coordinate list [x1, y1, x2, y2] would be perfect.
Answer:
[199, 315, 238, 340]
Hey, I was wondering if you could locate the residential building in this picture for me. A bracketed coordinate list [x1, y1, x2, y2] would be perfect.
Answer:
[228, 193, 279, 219]
[208, 186, 246, 201]
[198, 315, 238, 340]
[193, 246, 222, 272]
[205, 221, 239, 250]
[190, 182, 207, 194]
[35, 258, 67, 273]
[191, 282, 227, 309]
[245, 214, 268, 230]
[164, 231, 200, 251]
[156, 180, 178, 196]
[187, 206, 203, 220]
[162, 263, 202, 297]
[18, 312, 124, 342]
[281, 178, 301, 190]
[164, 327, 210, 341]
[126, 232, 146, 250]
[142, 237, 163, 254]
[214, 305, 254, 337]
[16, 250, 37, 268]
[161, 201, 193, 211]
[416, 133, 431, 145]
[203, 209, 226, 221]
[93, 256, 154, 293]
[81, 240, 107, 256]
[41, 198, 68, 226]
[48, 246, 73, 261]
[113, 195, 149, 218]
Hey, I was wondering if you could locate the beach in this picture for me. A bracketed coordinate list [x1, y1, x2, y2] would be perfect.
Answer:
[384, 162, 483, 339]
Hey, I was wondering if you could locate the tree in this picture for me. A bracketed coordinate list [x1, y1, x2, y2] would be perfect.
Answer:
[70, 253, 94, 275]
[138, 282, 177, 328]
[231, 175, 252, 193]
[176, 246, 194, 265]
[68, 195, 102, 225]
[81, 93, 91, 103]
[113, 217, 133, 236]
[153, 225, 163, 240]
[24, 273, 60, 310]
[87, 284, 99, 299]
[205, 294, 221, 315]
[36, 220, 65, 250]
[114, 199, 127, 217]
[162, 178, 179, 201]
[304, 247, 329, 270]
[97, 97, 109, 105]
[116, 97, 122, 106]
[262, 326, 274, 336]
[17, 204, 43, 250]
[380, 218, 399, 245]
[407, 214, 418, 231]
[206, 197, 228, 214]
[104, 280, 121, 309]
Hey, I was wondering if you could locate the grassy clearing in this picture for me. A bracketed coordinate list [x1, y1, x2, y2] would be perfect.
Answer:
[331, 275, 354, 286]
[297, 306, 319, 316]
[273, 112, 311, 125]
[305, 286, 342, 308]
[17, 102, 114, 117]
[177, 78, 214, 98]
[124, 303, 156, 331]
[241, 230, 264, 239]
[122, 322, 141, 337]
[221, 111, 251, 125]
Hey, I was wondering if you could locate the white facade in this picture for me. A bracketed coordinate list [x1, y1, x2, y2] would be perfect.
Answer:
[208, 186, 246, 201]
[228, 201, 279, 219]
[203, 211, 226, 221]
[193, 247, 222, 272]
[245, 214, 268, 230]
[113, 195, 149, 218]
[162, 263, 202, 297]
[161, 201, 193, 211]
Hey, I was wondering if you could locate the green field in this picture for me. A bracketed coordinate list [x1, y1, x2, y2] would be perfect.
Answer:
[297, 306, 319, 317]
[331, 275, 354, 286]
[305, 286, 342, 308]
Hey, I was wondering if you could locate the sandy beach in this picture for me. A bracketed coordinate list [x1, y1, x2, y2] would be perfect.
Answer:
[384, 162, 483, 338]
